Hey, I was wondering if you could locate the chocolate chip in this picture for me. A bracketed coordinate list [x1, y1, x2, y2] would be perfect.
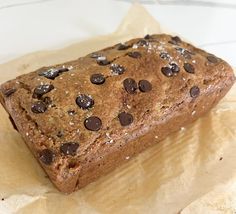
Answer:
[118, 112, 133, 126]
[3, 88, 17, 97]
[90, 73, 105, 85]
[123, 78, 137, 94]
[161, 67, 173, 77]
[127, 51, 141, 58]
[170, 63, 180, 74]
[84, 116, 102, 131]
[207, 55, 218, 63]
[144, 34, 151, 39]
[33, 84, 54, 99]
[76, 94, 94, 110]
[39, 149, 54, 165]
[169, 36, 182, 45]
[184, 63, 195, 74]
[58, 67, 69, 73]
[117, 43, 130, 50]
[160, 52, 170, 60]
[110, 64, 125, 75]
[190, 86, 200, 98]
[90, 52, 101, 58]
[138, 80, 152, 92]
[39, 68, 60, 80]
[9, 116, 18, 131]
[68, 109, 76, 115]
[31, 101, 47, 113]
[97, 56, 110, 66]
[137, 39, 149, 47]
[60, 142, 79, 156]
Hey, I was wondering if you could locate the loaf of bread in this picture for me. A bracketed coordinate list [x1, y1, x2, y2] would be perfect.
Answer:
[0, 34, 235, 193]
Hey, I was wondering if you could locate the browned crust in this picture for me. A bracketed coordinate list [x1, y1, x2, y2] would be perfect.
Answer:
[0, 34, 235, 193]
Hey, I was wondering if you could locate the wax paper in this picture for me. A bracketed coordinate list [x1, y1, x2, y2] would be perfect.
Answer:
[0, 4, 235, 214]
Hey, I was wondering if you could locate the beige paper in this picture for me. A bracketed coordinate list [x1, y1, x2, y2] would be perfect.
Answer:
[0, 4, 236, 214]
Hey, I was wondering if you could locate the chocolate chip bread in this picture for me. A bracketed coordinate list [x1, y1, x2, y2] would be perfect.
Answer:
[0, 34, 235, 193]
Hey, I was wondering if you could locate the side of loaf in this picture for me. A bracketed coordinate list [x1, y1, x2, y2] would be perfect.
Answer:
[0, 34, 235, 193]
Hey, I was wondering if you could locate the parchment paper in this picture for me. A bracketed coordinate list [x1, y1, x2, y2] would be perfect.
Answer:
[0, 4, 236, 214]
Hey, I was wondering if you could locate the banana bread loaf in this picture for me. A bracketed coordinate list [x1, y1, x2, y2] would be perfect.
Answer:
[0, 34, 235, 193]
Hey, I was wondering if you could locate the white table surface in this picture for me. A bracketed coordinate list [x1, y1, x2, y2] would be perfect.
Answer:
[0, 0, 235, 67]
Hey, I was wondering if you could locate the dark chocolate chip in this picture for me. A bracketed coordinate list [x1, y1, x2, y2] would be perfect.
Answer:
[9, 116, 18, 131]
[3, 88, 17, 97]
[84, 116, 102, 131]
[144, 34, 151, 39]
[118, 112, 133, 126]
[207, 55, 218, 63]
[170, 63, 180, 74]
[138, 80, 152, 92]
[110, 64, 125, 75]
[160, 52, 170, 60]
[31, 101, 47, 113]
[90, 52, 101, 58]
[39, 149, 54, 165]
[68, 109, 76, 115]
[33, 84, 54, 99]
[190, 86, 200, 98]
[161, 67, 173, 77]
[117, 43, 130, 50]
[123, 78, 137, 94]
[58, 67, 69, 73]
[127, 51, 141, 58]
[39, 68, 60, 80]
[169, 36, 182, 45]
[60, 142, 79, 156]
[184, 63, 195, 74]
[76, 94, 94, 110]
[90, 73, 105, 85]
[137, 39, 149, 47]
[96, 56, 110, 66]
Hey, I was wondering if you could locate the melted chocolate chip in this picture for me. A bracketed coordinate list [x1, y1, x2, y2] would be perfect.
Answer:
[137, 39, 149, 47]
[161, 67, 173, 77]
[84, 116, 102, 131]
[33, 84, 54, 99]
[90, 52, 101, 58]
[39, 68, 59, 80]
[117, 43, 130, 50]
[58, 67, 69, 73]
[90, 73, 105, 85]
[118, 112, 133, 126]
[110, 64, 125, 75]
[76, 94, 94, 110]
[160, 52, 170, 60]
[97, 56, 110, 66]
[184, 63, 195, 74]
[31, 101, 47, 113]
[138, 80, 152, 92]
[39, 149, 54, 165]
[207, 55, 218, 63]
[123, 78, 137, 94]
[3, 88, 17, 97]
[170, 63, 180, 74]
[127, 51, 141, 58]
[190, 86, 200, 98]
[60, 142, 79, 156]
[144, 34, 151, 39]
[169, 36, 182, 45]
